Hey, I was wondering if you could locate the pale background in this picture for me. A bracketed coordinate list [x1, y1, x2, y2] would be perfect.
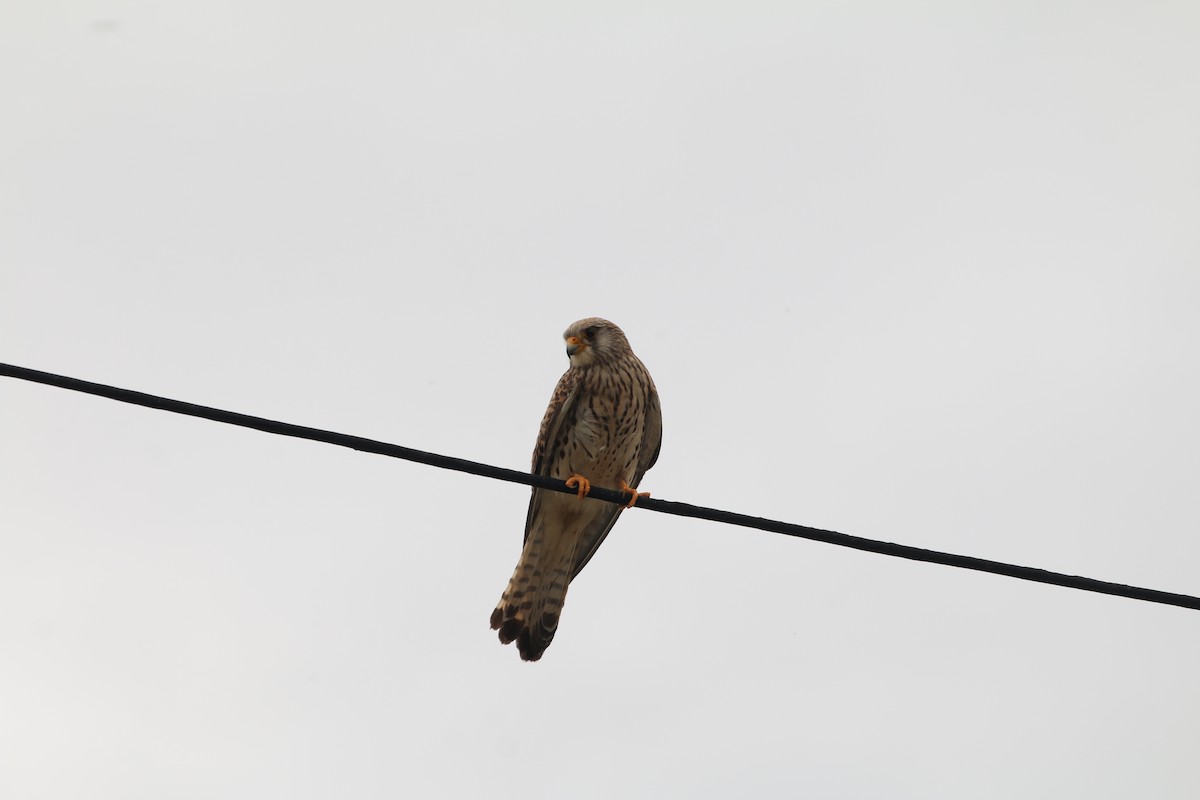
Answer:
[2, 2, 1199, 798]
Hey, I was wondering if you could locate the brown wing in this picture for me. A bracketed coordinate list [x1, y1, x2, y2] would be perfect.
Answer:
[634, 380, 663, 482]
[523, 368, 581, 543]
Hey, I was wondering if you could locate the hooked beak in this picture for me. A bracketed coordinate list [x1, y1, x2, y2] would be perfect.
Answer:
[565, 335, 586, 357]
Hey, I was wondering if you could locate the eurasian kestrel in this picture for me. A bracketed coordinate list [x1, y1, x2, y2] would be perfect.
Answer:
[490, 318, 662, 661]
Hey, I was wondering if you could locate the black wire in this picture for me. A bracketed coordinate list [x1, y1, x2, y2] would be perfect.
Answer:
[3, 361, 1198, 612]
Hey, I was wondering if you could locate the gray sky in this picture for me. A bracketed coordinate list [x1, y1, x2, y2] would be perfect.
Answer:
[3, 2, 1199, 798]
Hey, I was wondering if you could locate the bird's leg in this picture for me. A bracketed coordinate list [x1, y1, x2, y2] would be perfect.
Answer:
[620, 480, 650, 508]
[565, 474, 591, 499]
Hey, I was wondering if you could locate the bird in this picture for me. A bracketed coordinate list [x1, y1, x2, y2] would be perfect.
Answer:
[490, 318, 662, 661]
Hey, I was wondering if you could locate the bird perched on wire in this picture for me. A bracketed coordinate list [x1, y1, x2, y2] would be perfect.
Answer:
[490, 318, 662, 661]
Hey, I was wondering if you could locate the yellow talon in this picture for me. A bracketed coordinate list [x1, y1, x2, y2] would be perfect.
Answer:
[565, 474, 591, 499]
[620, 480, 650, 508]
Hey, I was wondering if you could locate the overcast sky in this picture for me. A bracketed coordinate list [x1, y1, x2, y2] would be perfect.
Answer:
[3, 2, 1199, 798]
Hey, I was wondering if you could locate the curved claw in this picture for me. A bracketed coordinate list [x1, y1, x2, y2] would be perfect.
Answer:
[565, 474, 591, 500]
[620, 480, 650, 508]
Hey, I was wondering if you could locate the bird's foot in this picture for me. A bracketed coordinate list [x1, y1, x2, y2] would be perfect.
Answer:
[620, 480, 650, 508]
[565, 474, 591, 499]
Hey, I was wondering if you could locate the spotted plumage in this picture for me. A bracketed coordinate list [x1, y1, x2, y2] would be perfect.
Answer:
[490, 318, 662, 661]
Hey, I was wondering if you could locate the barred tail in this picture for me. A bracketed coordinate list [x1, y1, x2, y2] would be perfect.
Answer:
[490, 520, 576, 662]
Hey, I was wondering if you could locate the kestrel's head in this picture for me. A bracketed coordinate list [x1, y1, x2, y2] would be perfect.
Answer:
[563, 317, 631, 368]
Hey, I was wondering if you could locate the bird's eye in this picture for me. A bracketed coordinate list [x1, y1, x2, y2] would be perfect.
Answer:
[584, 326, 599, 339]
